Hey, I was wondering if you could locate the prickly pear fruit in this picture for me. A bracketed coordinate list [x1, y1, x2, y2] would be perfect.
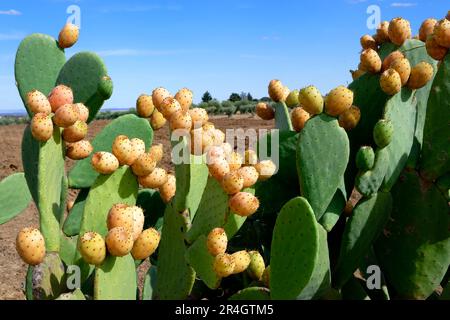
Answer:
[408, 62, 434, 89]
[360, 34, 377, 50]
[376, 21, 390, 43]
[231, 251, 251, 274]
[53, 104, 79, 128]
[256, 102, 275, 121]
[159, 174, 176, 203]
[78, 231, 106, 266]
[175, 88, 193, 112]
[291, 107, 310, 132]
[130, 138, 146, 162]
[238, 166, 259, 188]
[160, 97, 182, 120]
[338, 105, 361, 131]
[244, 150, 258, 166]
[419, 18, 438, 42]
[112, 135, 135, 166]
[138, 167, 168, 189]
[91, 152, 119, 174]
[131, 153, 156, 177]
[129, 206, 144, 241]
[66, 140, 93, 160]
[298, 86, 324, 115]
[107, 203, 134, 234]
[202, 122, 215, 132]
[325, 86, 354, 117]
[73, 103, 89, 122]
[67, 200, 74, 211]
[247, 251, 265, 281]
[48, 85, 73, 112]
[229, 192, 260, 217]
[221, 142, 233, 157]
[152, 87, 171, 111]
[350, 69, 366, 81]
[58, 23, 79, 49]
[262, 266, 270, 287]
[268, 79, 286, 102]
[31, 113, 53, 142]
[388, 17, 411, 46]
[16, 227, 46, 266]
[227, 152, 243, 171]
[131, 228, 161, 260]
[426, 34, 448, 61]
[105, 227, 133, 257]
[150, 110, 167, 130]
[189, 108, 209, 128]
[149, 144, 163, 162]
[207, 228, 228, 256]
[221, 171, 244, 195]
[190, 128, 214, 155]
[210, 129, 226, 146]
[380, 68, 402, 96]
[213, 253, 235, 278]
[254, 160, 277, 181]
[62, 120, 88, 143]
[169, 110, 192, 131]
[206, 147, 225, 165]
[285, 89, 300, 107]
[390, 57, 411, 86]
[373, 119, 394, 149]
[136, 94, 155, 118]
[27, 90, 51, 114]
[208, 158, 230, 181]
[382, 51, 404, 72]
[360, 49, 382, 74]
[356, 146, 375, 171]
[433, 19, 450, 48]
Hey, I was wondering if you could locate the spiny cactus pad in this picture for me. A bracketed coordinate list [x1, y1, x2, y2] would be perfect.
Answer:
[0, 173, 32, 224]
[334, 192, 393, 288]
[297, 114, 349, 219]
[29, 253, 66, 300]
[56, 52, 112, 122]
[137, 189, 166, 231]
[15, 33, 66, 116]
[274, 101, 293, 131]
[142, 265, 157, 300]
[356, 148, 389, 197]
[68, 114, 153, 188]
[59, 232, 79, 267]
[270, 197, 320, 300]
[94, 255, 137, 300]
[375, 171, 450, 299]
[63, 188, 89, 236]
[319, 181, 347, 232]
[229, 287, 270, 300]
[22, 126, 65, 251]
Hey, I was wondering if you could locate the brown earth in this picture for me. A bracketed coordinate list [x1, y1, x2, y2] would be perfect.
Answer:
[0, 115, 274, 300]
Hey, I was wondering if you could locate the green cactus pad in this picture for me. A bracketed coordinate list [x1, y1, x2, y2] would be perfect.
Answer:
[319, 183, 346, 232]
[63, 188, 89, 236]
[137, 189, 166, 231]
[341, 277, 371, 300]
[15, 33, 66, 116]
[274, 101, 293, 131]
[436, 173, 450, 201]
[22, 126, 65, 251]
[355, 148, 389, 197]
[59, 232, 80, 267]
[381, 88, 416, 190]
[358, 247, 391, 300]
[68, 114, 153, 188]
[186, 177, 229, 243]
[155, 204, 196, 300]
[334, 192, 392, 288]
[79, 166, 138, 237]
[56, 52, 112, 122]
[142, 266, 157, 300]
[420, 53, 450, 181]
[94, 254, 137, 300]
[375, 171, 450, 299]
[30, 253, 66, 300]
[270, 197, 319, 300]
[297, 114, 350, 219]
[297, 225, 331, 300]
[0, 173, 32, 225]
[56, 289, 86, 300]
[229, 287, 270, 300]
[185, 235, 221, 289]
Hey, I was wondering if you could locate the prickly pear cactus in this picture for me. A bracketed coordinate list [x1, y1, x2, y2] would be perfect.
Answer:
[63, 188, 89, 236]
[356, 148, 389, 197]
[0, 173, 32, 224]
[229, 287, 270, 300]
[29, 253, 66, 300]
[274, 102, 293, 131]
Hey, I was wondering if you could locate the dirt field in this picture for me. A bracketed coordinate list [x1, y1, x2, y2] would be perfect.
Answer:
[0, 115, 274, 300]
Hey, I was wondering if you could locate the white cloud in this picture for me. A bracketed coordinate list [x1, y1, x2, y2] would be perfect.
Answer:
[0, 9, 21, 15]
[391, 2, 417, 7]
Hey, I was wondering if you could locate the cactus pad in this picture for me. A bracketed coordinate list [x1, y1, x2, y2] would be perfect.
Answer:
[270, 197, 320, 300]
[142, 266, 157, 300]
[15, 33, 66, 116]
[30, 253, 66, 300]
[63, 188, 89, 236]
[297, 114, 350, 219]
[137, 189, 166, 231]
[355, 148, 389, 197]
[68, 114, 153, 188]
[274, 102, 293, 131]
[229, 287, 270, 300]
[0, 173, 32, 224]
[56, 289, 86, 300]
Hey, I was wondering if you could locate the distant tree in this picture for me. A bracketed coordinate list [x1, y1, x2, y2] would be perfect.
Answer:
[260, 97, 271, 102]
[229, 93, 241, 102]
[202, 91, 212, 103]
[247, 93, 253, 101]
[240, 92, 247, 101]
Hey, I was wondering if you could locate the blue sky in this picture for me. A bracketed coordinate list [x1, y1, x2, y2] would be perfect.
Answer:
[0, 0, 448, 111]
